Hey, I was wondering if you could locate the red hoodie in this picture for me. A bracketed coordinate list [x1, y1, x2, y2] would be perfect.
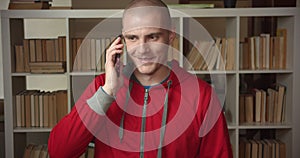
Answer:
[48, 60, 233, 158]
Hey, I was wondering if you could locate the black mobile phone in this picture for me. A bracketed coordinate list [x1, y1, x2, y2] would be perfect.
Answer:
[114, 35, 123, 77]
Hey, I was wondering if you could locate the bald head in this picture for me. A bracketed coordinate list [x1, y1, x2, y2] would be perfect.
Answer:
[125, 0, 168, 9]
[122, 0, 172, 33]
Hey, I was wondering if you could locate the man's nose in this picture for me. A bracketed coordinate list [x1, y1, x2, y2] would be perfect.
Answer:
[136, 40, 150, 54]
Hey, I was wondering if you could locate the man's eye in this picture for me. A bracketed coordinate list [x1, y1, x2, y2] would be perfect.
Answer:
[149, 35, 159, 41]
[128, 36, 137, 41]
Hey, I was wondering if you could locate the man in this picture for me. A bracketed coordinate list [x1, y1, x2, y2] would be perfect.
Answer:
[48, 0, 233, 157]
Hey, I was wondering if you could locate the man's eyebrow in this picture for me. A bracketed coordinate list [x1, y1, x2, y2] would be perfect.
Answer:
[124, 32, 164, 38]
[123, 34, 138, 39]
[146, 32, 163, 37]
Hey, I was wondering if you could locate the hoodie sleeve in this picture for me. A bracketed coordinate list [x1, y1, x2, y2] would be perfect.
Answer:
[198, 85, 233, 158]
[48, 75, 111, 158]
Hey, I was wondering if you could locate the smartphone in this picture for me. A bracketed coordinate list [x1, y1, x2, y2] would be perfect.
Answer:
[114, 35, 124, 77]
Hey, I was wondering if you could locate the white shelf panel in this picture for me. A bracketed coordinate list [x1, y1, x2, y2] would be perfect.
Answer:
[239, 69, 293, 74]
[11, 73, 68, 77]
[188, 70, 236, 74]
[70, 71, 104, 76]
[13, 127, 52, 133]
[238, 123, 292, 129]
[1, 8, 297, 19]
[228, 124, 237, 130]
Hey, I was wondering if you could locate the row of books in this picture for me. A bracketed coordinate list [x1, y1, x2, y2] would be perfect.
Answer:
[184, 37, 235, 71]
[239, 139, 286, 158]
[28, 61, 66, 74]
[240, 28, 287, 70]
[23, 144, 49, 158]
[71, 37, 113, 72]
[239, 84, 286, 124]
[15, 90, 68, 128]
[15, 36, 67, 73]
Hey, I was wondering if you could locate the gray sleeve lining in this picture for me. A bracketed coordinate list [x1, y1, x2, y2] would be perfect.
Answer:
[86, 86, 115, 115]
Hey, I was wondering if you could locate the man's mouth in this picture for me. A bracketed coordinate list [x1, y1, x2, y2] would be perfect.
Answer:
[136, 57, 156, 64]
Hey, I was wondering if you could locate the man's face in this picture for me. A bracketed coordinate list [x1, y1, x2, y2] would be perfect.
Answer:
[122, 7, 174, 75]
[123, 27, 171, 75]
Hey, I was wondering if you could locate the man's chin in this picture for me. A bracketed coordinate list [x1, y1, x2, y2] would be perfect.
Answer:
[135, 64, 156, 75]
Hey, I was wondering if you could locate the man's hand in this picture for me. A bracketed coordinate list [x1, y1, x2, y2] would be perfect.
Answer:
[102, 36, 124, 96]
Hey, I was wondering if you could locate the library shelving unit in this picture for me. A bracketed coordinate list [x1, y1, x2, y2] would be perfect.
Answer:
[1, 8, 300, 158]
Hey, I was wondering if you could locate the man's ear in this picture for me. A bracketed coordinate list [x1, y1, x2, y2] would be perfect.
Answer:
[168, 29, 176, 44]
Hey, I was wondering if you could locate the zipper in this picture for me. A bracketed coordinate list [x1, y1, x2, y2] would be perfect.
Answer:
[140, 88, 149, 158]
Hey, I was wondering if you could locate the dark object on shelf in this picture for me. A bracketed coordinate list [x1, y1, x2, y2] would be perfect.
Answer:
[9, 1, 50, 9]
[223, 0, 236, 8]
[252, 0, 296, 7]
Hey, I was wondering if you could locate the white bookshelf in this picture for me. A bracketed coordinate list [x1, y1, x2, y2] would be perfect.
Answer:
[1, 8, 300, 158]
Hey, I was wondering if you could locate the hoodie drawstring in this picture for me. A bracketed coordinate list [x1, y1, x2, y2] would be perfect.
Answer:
[157, 80, 172, 158]
[119, 81, 133, 141]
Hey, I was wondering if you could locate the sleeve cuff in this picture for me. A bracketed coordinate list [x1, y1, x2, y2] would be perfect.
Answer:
[86, 86, 115, 115]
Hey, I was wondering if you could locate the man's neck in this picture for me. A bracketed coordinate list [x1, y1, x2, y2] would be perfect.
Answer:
[134, 66, 170, 86]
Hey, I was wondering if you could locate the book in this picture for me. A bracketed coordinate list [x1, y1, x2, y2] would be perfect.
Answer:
[275, 84, 286, 123]
[267, 88, 276, 123]
[29, 61, 66, 68]
[245, 94, 254, 123]
[39, 145, 49, 158]
[15, 90, 26, 127]
[58, 36, 66, 62]
[48, 93, 57, 128]
[90, 38, 97, 70]
[260, 34, 270, 69]
[29, 61, 66, 73]
[252, 89, 262, 122]
[248, 37, 256, 70]
[56, 90, 68, 121]
[256, 140, 263, 158]
[30, 144, 43, 158]
[23, 39, 31, 72]
[29, 39, 36, 62]
[15, 45, 25, 72]
[46, 39, 56, 62]
[185, 41, 202, 70]
[225, 37, 235, 70]
[35, 39, 43, 62]
[24, 91, 32, 127]
[239, 94, 246, 123]
[43, 92, 50, 127]
[245, 139, 251, 158]
[276, 28, 287, 69]
[39, 92, 44, 127]
[30, 92, 37, 127]
[207, 40, 219, 70]
[250, 140, 258, 158]
[277, 140, 286, 158]
[23, 144, 34, 158]
[239, 139, 246, 158]
[260, 90, 267, 123]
